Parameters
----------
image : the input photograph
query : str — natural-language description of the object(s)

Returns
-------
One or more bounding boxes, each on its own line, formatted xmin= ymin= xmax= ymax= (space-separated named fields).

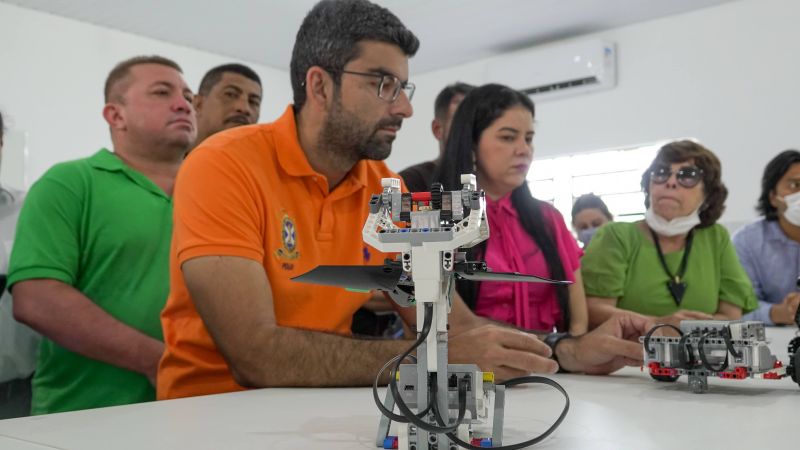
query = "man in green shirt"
xmin=8 ymin=55 xmax=196 ymax=414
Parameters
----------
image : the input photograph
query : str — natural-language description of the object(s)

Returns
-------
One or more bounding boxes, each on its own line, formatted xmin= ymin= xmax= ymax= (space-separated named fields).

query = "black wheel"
xmin=789 ymin=337 xmax=800 ymax=385
xmin=650 ymin=374 xmax=680 ymax=382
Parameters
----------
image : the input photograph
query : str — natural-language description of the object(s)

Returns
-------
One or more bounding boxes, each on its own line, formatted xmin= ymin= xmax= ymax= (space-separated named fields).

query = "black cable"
xmin=375 ymin=302 xmax=571 ymax=448
xmin=721 ymin=326 xmax=742 ymax=359
xmin=373 ymin=354 xmax=419 ymax=423
xmin=428 ymin=373 xmax=468 ymax=430
xmin=698 ymin=330 xmax=728 ymax=372
xmin=677 ymin=331 xmax=695 ymax=369
xmin=380 ymin=303 xmax=464 ymax=434
xmin=643 ymin=323 xmax=683 ymax=355
xmin=372 ymin=314 xmax=436 ymax=423
xmin=444 ymin=376 xmax=570 ymax=450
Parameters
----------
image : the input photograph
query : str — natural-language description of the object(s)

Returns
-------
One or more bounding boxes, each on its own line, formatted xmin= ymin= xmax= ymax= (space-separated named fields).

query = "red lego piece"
xmin=720 ymin=367 xmax=748 ymax=379
xmin=648 ymin=362 xmax=678 ymax=377
xmin=411 ymin=192 xmax=432 ymax=202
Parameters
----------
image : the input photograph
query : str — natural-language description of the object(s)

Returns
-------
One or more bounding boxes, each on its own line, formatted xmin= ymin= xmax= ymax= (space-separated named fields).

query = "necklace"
xmin=649 ymin=227 xmax=694 ymax=305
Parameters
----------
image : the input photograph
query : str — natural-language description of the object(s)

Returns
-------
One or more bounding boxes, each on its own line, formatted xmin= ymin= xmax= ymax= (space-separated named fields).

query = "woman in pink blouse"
xmin=432 ymin=84 xmax=587 ymax=335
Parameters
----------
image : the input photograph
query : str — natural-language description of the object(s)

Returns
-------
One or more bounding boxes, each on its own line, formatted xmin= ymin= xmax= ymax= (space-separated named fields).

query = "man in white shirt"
xmin=0 ymin=111 xmax=40 ymax=419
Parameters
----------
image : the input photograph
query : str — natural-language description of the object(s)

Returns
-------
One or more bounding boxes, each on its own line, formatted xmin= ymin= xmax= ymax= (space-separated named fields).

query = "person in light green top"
xmin=7 ymin=56 xmax=196 ymax=414
xmin=583 ymin=140 xmax=757 ymax=329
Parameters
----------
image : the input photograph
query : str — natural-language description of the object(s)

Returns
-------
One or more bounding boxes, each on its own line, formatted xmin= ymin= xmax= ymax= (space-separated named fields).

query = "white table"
xmin=0 ymin=328 xmax=797 ymax=450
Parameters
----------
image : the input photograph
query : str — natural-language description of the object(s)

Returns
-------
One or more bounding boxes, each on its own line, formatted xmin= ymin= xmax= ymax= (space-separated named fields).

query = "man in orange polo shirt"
xmin=159 ymin=0 xmax=652 ymax=400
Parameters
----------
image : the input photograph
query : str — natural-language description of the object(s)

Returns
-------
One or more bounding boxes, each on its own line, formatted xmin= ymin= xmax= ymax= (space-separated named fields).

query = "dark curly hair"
xmin=290 ymin=0 xmax=419 ymax=111
xmin=757 ymin=149 xmax=800 ymax=220
xmin=641 ymin=140 xmax=727 ymax=228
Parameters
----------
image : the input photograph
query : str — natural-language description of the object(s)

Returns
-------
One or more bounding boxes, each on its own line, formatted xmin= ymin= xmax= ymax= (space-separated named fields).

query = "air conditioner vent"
xmin=488 ymin=40 xmax=616 ymax=102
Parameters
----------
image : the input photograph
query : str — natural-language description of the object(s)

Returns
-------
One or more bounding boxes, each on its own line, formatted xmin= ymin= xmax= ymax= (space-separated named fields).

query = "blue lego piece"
xmin=480 ymin=437 xmax=493 ymax=448
xmin=383 ymin=436 xmax=398 ymax=449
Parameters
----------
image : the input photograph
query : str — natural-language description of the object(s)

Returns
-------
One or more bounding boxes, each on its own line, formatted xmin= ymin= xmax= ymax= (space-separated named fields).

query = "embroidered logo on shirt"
xmin=275 ymin=213 xmax=299 ymax=261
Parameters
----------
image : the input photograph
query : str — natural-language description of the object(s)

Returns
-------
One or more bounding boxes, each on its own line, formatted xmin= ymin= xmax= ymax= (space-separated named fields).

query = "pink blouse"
xmin=475 ymin=194 xmax=582 ymax=332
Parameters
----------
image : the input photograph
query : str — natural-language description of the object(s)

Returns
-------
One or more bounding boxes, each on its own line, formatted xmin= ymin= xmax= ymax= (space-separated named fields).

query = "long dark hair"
xmin=432 ymin=83 xmax=570 ymax=330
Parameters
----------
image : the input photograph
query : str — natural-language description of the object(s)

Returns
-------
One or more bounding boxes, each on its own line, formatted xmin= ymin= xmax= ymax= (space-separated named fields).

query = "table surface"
xmin=0 ymin=328 xmax=797 ymax=450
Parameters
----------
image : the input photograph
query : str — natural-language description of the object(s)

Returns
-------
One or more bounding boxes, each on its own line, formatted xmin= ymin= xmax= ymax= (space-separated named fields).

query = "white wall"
xmin=390 ymin=0 xmax=800 ymax=228
xmin=0 ymin=2 xmax=292 ymax=186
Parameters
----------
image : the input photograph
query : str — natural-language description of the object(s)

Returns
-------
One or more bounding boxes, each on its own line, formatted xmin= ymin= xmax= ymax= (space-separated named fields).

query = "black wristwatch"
xmin=543 ymin=332 xmax=573 ymax=373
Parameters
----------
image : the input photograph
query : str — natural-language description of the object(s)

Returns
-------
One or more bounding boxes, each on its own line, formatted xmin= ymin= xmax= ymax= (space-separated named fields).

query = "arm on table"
xmin=588 ymin=296 xmax=712 ymax=330
xmin=392 ymin=289 xmax=557 ymax=381
xmin=555 ymin=312 xmax=654 ymax=375
xmin=183 ymin=255 xmax=410 ymax=387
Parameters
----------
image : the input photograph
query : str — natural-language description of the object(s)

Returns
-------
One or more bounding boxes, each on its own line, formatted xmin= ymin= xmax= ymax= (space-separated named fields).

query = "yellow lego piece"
xmin=483 ymin=372 xmax=495 ymax=383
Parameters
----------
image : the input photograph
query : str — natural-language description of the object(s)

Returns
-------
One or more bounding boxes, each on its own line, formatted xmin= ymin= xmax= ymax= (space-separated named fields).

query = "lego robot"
xmin=641 ymin=319 xmax=800 ymax=393
xmin=293 ymin=176 xmax=570 ymax=449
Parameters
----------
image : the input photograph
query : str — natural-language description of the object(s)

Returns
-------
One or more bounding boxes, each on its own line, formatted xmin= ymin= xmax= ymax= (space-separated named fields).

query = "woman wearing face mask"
xmin=571 ymin=193 xmax=613 ymax=247
xmin=434 ymin=84 xmax=588 ymax=335
xmin=732 ymin=150 xmax=800 ymax=325
xmin=582 ymin=140 xmax=757 ymax=328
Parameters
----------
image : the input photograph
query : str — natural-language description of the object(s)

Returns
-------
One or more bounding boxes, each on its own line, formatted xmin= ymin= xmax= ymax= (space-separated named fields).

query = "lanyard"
xmin=650 ymin=227 xmax=694 ymax=305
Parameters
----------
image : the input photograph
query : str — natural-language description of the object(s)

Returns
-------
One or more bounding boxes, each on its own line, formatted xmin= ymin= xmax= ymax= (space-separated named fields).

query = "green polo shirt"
xmin=8 ymin=149 xmax=172 ymax=414
xmin=582 ymin=222 xmax=757 ymax=317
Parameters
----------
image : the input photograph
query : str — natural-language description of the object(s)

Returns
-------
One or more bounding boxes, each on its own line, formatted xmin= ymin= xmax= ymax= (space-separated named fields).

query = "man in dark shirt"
xmin=398 ymin=82 xmax=473 ymax=192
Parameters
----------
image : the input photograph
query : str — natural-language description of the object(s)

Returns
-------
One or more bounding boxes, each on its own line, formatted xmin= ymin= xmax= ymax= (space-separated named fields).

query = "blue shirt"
xmin=731 ymin=219 xmax=800 ymax=325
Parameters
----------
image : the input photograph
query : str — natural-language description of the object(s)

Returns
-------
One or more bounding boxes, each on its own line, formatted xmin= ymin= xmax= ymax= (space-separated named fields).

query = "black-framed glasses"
xmin=650 ymin=165 xmax=704 ymax=188
xmin=339 ymin=70 xmax=415 ymax=102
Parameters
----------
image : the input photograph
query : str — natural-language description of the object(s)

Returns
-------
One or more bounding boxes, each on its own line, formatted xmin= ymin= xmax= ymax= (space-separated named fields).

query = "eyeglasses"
xmin=650 ymin=165 xmax=704 ymax=188
xmin=339 ymin=70 xmax=415 ymax=102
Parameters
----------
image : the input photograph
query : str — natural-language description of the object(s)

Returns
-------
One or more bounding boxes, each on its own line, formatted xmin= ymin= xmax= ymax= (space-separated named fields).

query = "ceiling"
xmin=3 ymin=0 xmax=737 ymax=74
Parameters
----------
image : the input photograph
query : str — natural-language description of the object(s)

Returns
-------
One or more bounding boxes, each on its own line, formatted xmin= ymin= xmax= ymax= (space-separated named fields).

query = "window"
xmin=528 ymin=141 xmax=669 ymax=227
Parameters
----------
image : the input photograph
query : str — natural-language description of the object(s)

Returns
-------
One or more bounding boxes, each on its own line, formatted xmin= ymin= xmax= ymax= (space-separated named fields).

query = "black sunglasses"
xmin=650 ymin=165 xmax=704 ymax=188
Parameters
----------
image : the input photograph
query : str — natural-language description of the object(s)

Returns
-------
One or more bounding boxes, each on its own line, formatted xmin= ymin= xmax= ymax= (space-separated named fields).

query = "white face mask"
xmin=780 ymin=191 xmax=800 ymax=226
xmin=645 ymin=206 xmax=701 ymax=237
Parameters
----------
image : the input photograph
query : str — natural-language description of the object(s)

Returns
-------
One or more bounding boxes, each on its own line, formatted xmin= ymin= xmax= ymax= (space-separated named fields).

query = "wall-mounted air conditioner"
xmin=487 ymin=39 xmax=616 ymax=102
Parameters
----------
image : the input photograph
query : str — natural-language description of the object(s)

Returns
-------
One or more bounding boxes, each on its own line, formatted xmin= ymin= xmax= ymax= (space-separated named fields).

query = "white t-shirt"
xmin=0 ymin=187 xmax=40 ymax=383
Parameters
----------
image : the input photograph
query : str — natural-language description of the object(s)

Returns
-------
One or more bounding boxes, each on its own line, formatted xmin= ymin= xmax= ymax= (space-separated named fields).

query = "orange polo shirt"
xmin=158 ymin=105 xmax=401 ymax=400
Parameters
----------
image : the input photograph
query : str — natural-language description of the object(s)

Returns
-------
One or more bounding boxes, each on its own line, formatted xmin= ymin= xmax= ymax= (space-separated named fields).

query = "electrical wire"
xmin=642 ymin=323 xmax=683 ymax=355
xmin=443 ymin=375 xmax=570 ymax=450
xmin=374 ymin=302 xmax=571 ymax=448
xmin=698 ymin=330 xmax=728 ymax=372
xmin=387 ymin=303 xmax=465 ymax=434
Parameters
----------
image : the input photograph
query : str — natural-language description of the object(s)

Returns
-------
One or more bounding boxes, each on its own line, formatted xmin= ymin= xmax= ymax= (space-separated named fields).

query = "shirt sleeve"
xmin=717 ymin=226 xmax=758 ymax=314
xmin=731 ymin=227 xmax=766 ymax=303
xmin=580 ymin=223 xmax=629 ymax=298
xmin=731 ymin=227 xmax=773 ymax=324
xmin=8 ymin=166 xmax=83 ymax=288
xmin=173 ymin=147 xmax=265 ymax=265
xmin=743 ymin=300 xmax=775 ymax=325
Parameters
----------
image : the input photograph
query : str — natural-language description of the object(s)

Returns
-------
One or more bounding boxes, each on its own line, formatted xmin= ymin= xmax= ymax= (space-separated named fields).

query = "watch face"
xmin=545 ymin=332 xmax=571 ymax=350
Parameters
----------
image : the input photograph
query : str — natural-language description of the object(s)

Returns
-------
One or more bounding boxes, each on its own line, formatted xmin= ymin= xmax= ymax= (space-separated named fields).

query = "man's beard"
xmin=318 ymin=96 xmax=401 ymax=166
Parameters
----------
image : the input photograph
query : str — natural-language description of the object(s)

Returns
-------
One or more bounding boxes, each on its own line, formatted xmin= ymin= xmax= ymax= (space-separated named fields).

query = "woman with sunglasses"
xmin=582 ymin=140 xmax=757 ymax=328
xmin=433 ymin=84 xmax=587 ymax=335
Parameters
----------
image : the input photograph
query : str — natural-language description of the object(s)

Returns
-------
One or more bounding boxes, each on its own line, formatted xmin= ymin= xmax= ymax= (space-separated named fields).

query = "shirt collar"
xmin=273 ymin=104 xmax=366 ymax=193
xmin=766 ymin=218 xmax=800 ymax=244
xmin=486 ymin=192 xmax=517 ymax=218
xmin=87 ymin=148 xmax=169 ymax=200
